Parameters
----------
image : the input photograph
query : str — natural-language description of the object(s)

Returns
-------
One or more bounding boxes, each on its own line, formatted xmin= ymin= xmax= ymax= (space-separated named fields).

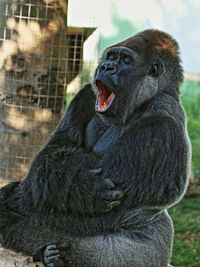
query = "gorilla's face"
xmin=93 ymin=44 xmax=163 ymax=124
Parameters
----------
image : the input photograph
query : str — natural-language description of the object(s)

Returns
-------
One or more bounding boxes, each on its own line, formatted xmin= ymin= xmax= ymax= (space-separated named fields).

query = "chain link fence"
xmin=0 ymin=0 xmax=95 ymax=185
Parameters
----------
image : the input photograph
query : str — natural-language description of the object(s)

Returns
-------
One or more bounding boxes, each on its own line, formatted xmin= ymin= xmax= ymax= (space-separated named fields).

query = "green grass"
xmin=169 ymin=196 xmax=200 ymax=267
xmin=181 ymin=80 xmax=200 ymax=176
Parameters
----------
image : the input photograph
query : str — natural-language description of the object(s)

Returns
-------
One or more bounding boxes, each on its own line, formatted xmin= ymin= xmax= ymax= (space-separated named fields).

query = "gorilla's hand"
xmin=91 ymin=171 xmax=124 ymax=213
xmin=42 ymin=243 xmax=70 ymax=267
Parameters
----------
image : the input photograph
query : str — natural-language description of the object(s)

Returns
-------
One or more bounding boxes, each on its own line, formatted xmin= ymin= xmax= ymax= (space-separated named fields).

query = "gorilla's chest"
xmin=84 ymin=116 xmax=122 ymax=154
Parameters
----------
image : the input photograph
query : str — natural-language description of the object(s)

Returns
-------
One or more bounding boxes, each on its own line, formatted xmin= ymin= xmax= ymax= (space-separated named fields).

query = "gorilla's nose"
xmin=99 ymin=63 xmax=118 ymax=75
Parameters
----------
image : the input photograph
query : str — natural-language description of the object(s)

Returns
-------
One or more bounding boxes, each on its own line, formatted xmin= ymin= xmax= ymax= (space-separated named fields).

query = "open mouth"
xmin=96 ymin=80 xmax=115 ymax=112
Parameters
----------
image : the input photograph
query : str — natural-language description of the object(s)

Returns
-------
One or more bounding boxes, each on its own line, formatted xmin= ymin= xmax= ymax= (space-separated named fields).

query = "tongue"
xmin=98 ymin=92 xmax=115 ymax=111
xmin=96 ymin=80 xmax=115 ymax=111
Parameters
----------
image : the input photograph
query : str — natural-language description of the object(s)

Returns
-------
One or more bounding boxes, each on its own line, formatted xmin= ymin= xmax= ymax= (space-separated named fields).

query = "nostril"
xmin=100 ymin=65 xmax=106 ymax=71
xmin=100 ymin=63 xmax=117 ymax=73
xmin=107 ymin=66 xmax=114 ymax=71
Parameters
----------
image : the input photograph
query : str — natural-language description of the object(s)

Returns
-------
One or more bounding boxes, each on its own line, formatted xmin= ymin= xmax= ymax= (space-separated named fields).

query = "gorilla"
xmin=0 ymin=29 xmax=191 ymax=267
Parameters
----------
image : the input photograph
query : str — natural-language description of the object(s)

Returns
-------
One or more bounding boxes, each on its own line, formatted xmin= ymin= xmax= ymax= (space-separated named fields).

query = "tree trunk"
xmin=0 ymin=246 xmax=44 ymax=267
xmin=0 ymin=0 xmax=68 ymax=185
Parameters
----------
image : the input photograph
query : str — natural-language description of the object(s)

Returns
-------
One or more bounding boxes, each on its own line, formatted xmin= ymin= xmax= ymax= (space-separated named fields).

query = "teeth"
xmin=107 ymin=93 xmax=114 ymax=104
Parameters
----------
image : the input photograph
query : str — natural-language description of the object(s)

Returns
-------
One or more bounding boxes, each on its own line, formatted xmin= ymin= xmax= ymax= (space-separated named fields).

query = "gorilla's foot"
xmin=43 ymin=244 xmax=66 ymax=267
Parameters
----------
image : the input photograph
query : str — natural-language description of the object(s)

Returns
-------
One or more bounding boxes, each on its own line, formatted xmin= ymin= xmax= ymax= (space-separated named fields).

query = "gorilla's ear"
xmin=149 ymin=57 xmax=165 ymax=77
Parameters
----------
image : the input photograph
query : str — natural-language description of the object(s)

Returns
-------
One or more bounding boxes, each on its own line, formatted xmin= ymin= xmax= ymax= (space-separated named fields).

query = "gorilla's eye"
xmin=149 ymin=64 xmax=159 ymax=76
xmin=107 ymin=53 xmax=116 ymax=60
xmin=123 ymin=56 xmax=132 ymax=64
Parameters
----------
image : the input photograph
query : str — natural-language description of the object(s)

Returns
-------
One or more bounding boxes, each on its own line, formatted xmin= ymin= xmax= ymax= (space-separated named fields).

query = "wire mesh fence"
xmin=0 ymin=0 xmax=93 ymax=185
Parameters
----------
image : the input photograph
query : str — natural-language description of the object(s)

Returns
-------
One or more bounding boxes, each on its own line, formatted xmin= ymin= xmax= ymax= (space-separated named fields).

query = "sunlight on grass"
xmin=169 ymin=196 xmax=200 ymax=267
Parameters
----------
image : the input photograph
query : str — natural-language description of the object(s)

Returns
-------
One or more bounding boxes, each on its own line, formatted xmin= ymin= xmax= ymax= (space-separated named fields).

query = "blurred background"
xmin=0 ymin=0 xmax=199 ymax=266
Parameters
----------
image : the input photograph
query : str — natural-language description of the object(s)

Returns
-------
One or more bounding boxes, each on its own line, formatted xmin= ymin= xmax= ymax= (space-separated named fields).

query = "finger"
xmin=46 ymin=255 xmax=60 ymax=262
xmin=46 ymin=244 xmax=58 ymax=250
xmin=107 ymin=200 xmax=121 ymax=209
xmin=103 ymin=179 xmax=115 ymax=189
xmin=98 ymin=190 xmax=124 ymax=200
xmin=103 ymin=200 xmax=121 ymax=212
xmin=46 ymin=249 xmax=60 ymax=257
xmin=88 ymin=168 xmax=102 ymax=175
xmin=95 ymin=179 xmax=115 ymax=192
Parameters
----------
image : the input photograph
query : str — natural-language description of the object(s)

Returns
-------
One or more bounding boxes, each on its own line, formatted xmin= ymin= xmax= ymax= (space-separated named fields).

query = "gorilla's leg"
xmin=43 ymin=210 xmax=173 ymax=267
xmin=0 ymin=220 xmax=71 ymax=260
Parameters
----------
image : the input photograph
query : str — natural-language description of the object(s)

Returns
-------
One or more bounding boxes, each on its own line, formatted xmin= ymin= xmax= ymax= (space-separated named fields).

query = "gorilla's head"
xmin=92 ymin=29 xmax=183 ymax=124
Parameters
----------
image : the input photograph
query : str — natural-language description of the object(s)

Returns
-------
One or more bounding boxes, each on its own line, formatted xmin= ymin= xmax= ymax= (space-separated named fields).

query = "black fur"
xmin=0 ymin=29 xmax=190 ymax=267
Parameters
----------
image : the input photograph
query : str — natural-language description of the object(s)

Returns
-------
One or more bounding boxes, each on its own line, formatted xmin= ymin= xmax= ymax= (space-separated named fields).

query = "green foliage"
xmin=100 ymin=2 xmax=143 ymax=53
xmin=80 ymin=64 xmax=93 ymax=88
xmin=181 ymin=79 xmax=200 ymax=176
xmin=156 ymin=93 xmax=199 ymax=264
xmin=169 ymin=196 xmax=200 ymax=266
xmin=66 ymin=92 xmax=76 ymax=107
xmin=66 ymin=64 xmax=93 ymax=107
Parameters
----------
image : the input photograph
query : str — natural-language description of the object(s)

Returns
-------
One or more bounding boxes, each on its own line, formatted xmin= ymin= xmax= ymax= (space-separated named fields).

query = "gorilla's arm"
xmin=0 ymin=82 xmax=121 ymax=219
xmin=0 ymin=182 xmax=23 ymax=230
xmin=101 ymin=115 xmax=189 ymax=210
xmin=14 ymin=84 xmax=96 ymax=209
xmin=47 ymin=83 xmax=95 ymax=147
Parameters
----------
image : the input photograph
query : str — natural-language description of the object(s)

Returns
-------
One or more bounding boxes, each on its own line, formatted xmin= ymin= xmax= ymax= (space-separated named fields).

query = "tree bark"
xmin=0 ymin=246 xmax=44 ymax=267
